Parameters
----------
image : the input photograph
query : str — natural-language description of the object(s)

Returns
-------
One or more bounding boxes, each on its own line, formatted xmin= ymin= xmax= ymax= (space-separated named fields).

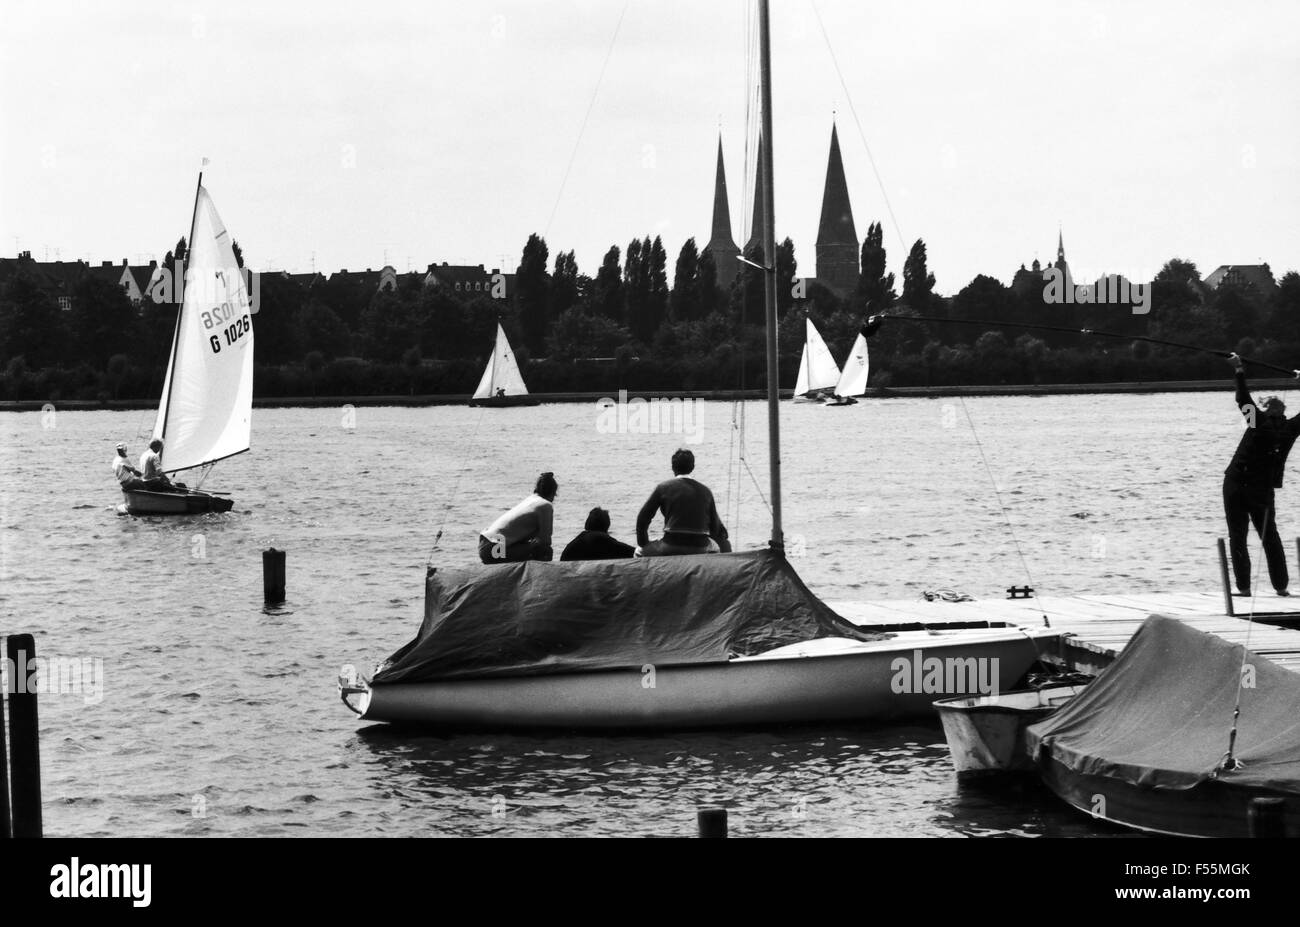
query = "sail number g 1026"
xmin=208 ymin=314 xmax=251 ymax=354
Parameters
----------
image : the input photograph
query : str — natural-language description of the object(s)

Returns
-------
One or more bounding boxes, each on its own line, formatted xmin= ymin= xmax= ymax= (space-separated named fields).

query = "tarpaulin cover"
xmin=372 ymin=549 xmax=886 ymax=682
xmin=1026 ymin=614 xmax=1300 ymax=794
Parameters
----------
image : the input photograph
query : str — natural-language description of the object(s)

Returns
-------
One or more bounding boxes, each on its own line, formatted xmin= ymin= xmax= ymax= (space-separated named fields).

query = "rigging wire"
xmin=542 ymin=0 xmax=630 ymax=240
xmin=808 ymin=0 xmax=908 ymax=253
xmin=1219 ymin=500 xmax=1272 ymax=773
xmin=426 ymin=405 xmax=489 ymax=565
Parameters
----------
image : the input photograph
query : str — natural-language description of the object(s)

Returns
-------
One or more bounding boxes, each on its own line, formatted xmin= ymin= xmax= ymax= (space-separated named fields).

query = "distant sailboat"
xmin=119 ymin=176 xmax=253 ymax=515
xmin=825 ymin=330 xmax=870 ymax=406
xmin=469 ymin=323 xmax=539 ymax=407
xmin=792 ymin=316 xmax=840 ymax=402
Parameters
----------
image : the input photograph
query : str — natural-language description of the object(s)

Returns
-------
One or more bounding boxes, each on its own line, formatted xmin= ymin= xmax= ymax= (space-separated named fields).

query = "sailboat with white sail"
xmin=825 ymin=329 xmax=870 ymax=405
xmin=339 ymin=0 xmax=1060 ymax=730
xmin=468 ymin=322 xmax=538 ymax=407
xmin=119 ymin=176 xmax=253 ymax=516
xmin=791 ymin=316 xmax=840 ymax=402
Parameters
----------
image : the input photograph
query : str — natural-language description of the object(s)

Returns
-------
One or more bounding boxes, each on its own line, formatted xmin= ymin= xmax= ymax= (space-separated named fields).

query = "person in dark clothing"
xmin=635 ymin=448 xmax=731 ymax=556
xmin=1223 ymin=354 xmax=1300 ymax=595
xmin=560 ymin=507 xmax=636 ymax=561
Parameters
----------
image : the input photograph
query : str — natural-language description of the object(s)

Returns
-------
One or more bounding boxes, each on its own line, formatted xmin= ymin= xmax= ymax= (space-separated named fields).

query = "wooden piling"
xmin=1 ymin=638 xmax=11 ymax=839
xmin=1248 ymin=797 xmax=1285 ymax=837
xmin=263 ymin=548 xmax=286 ymax=604
xmin=697 ymin=806 xmax=728 ymax=838
xmin=6 ymin=634 xmax=42 ymax=838
xmin=1217 ymin=539 xmax=1234 ymax=617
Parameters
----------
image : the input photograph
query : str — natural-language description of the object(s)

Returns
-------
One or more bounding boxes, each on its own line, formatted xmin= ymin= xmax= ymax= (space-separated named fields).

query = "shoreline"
xmin=3 ymin=377 xmax=1298 ymax=412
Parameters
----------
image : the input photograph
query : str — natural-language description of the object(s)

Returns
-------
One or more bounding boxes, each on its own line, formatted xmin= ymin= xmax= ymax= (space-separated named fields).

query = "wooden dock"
xmin=829 ymin=592 xmax=1300 ymax=676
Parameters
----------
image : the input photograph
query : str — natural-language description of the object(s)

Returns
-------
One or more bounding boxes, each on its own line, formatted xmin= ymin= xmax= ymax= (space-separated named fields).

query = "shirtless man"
xmin=479 ymin=472 xmax=558 ymax=563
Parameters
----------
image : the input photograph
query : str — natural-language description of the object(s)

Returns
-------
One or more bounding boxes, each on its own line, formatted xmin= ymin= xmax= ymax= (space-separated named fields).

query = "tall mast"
xmin=758 ymin=0 xmax=783 ymax=552
xmin=159 ymin=170 xmax=204 ymax=442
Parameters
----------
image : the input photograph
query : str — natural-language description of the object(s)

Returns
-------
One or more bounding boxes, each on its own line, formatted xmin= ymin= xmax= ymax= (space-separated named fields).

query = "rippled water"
xmin=0 ymin=390 xmax=1282 ymax=836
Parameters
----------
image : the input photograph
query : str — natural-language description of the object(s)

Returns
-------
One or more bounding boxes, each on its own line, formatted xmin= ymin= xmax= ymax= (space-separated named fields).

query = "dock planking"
xmin=828 ymin=591 xmax=1300 ymax=675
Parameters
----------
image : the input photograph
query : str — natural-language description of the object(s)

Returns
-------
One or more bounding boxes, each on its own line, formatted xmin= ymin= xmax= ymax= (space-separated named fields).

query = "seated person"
xmin=139 ymin=438 xmax=181 ymax=491
xmin=635 ymin=448 xmax=732 ymax=557
xmin=112 ymin=442 xmax=145 ymax=490
xmin=478 ymin=472 xmax=557 ymax=564
xmin=561 ymin=507 xmax=635 ymax=561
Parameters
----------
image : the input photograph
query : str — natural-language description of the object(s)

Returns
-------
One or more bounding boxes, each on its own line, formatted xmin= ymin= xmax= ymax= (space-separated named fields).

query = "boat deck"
xmin=829 ymin=592 xmax=1300 ymax=675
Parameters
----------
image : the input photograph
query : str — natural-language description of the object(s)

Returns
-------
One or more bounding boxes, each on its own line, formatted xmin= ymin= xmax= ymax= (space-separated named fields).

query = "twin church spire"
xmin=701 ymin=123 xmax=859 ymax=294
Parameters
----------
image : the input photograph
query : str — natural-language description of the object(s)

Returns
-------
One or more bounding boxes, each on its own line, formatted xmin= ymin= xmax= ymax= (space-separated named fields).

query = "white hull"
xmin=934 ymin=683 xmax=1084 ymax=777
xmin=353 ymin=628 xmax=1061 ymax=729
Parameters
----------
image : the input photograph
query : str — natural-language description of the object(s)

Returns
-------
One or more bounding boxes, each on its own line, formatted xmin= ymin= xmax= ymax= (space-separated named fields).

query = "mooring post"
xmin=1217 ymin=538 xmax=1234 ymax=618
xmin=1 ymin=635 xmax=12 ymax=839
xmin=1248 ymin=797 xmax=1285 ymax=837
xmin=263 ymin=548 xmax=286 ymax=604
xmin=697 ymin=806 xmax=728 ymax=838
xmin=6 ymin=633 xmax=42 ymax=838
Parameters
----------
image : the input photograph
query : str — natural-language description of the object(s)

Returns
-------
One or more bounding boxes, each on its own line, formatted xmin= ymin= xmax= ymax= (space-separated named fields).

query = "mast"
xmin=758 ymin=0 xmax=783 ymax=551
xmin=159 ymin=170 xmax=204 ymax=442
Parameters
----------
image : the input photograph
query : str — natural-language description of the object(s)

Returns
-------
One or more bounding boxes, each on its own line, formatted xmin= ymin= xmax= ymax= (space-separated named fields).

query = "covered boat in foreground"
xmin=342 ymin=550 xmax=1060 ymax=729
xmin=1026 ymin=614 xmax=1300 ymax=837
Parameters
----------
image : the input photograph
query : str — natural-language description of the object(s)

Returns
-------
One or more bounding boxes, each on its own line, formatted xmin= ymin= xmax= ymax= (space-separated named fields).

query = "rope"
xmin=956 ymin=395 xmax=1050 ymax=628
xmin=1219 ymin=502 xmax=1273 ymax=773
xmin=426 ymin=405 xmax=489 ymax=564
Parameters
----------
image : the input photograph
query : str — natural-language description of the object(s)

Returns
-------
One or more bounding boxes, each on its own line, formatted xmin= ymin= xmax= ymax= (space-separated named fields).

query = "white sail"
xmin=833 ymin=332 xmax=870 ymax=397
xmin=153 ymin=186 xmax=254 ymax=472
xmin=473 ymin=323 xmax=529 ymax=399
xmin=794 ymin=317 xmax=840 ymax=395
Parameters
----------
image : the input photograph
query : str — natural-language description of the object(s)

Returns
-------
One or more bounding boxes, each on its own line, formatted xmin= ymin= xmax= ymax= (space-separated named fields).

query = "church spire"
xmin=815 ymin=122 xmax=859 ymax=294
xmin=702 ymin=134 xmax=740 ymax=287
xmin=744 ymin=135 xmax=766 ymax=257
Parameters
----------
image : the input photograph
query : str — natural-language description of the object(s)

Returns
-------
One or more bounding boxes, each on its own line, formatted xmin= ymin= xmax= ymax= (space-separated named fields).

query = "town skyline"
xmin=2 ymin=1 xmax=1297 ymax=290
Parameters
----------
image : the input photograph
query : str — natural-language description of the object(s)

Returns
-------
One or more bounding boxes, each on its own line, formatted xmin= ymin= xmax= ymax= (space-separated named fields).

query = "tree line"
xmin=2 ymin=226 xmax=1298 ymax=401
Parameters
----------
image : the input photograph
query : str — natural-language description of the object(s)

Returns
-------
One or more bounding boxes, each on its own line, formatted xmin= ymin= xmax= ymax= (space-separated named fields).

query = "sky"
xmin=2 ymin=0 xmax=1298 ymax=292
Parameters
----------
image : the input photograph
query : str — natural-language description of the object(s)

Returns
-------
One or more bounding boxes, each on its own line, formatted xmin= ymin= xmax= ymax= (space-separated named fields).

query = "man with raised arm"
xmin=479 ymin=471 xmax=558 ymax=564
xmin=1224 ymin=353 xmax=1300 ymax=596
xmin=635 ymin=449 xmax=731 ymax=557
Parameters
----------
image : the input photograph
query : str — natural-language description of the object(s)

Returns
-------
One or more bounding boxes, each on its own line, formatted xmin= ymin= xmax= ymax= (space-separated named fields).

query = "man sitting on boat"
xmin=1224 ymin=353 xmax=1300 ymax=596
xmin=560 ymin=507 xmax=635 ymax=561
xmin=635 ymin=449 xmax=731 ymax=557
xmin=139 ymin=438 xmax=184 ymax=492
xmin=112 ymin=442 xmax=145 ymax=489
xmin=479 ymin=472 xmax=557 ymax=564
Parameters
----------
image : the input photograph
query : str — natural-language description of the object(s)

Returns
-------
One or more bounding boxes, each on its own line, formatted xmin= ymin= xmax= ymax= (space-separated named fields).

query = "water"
xmin=0 ymin=391 xmax=1277 ymax=836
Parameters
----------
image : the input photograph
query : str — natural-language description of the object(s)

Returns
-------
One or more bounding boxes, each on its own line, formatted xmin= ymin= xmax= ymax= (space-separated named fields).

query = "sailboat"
xmin=824 ymin=330 xmax=869 ymax=405
xmin=468 ymin=322 xmax=539 ymax=407
xmin=339 ymin=0 xmax=1060 ymax=729
xmin=791 ymin=316 xmax=840 ymax=402
xmin=119 ymin=176 xmax=253 ymax=516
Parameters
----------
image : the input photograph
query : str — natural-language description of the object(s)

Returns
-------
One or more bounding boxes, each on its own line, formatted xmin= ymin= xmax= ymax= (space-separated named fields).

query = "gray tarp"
xmin=1026 ymin=613 xmax=1300 ymax=794
xmin=372 ymin=549 xmax=886 ymax=683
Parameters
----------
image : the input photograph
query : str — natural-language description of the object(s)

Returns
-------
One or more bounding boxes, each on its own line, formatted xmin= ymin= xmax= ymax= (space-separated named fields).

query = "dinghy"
xmin=935 ymin=682 xmax=1085 ymax=779
xmin=119 ymin=175 xmax=253 ymax=516
xmin=468 ymin=323 xmax=538 ymax=407
xmin=341 ymin=0 xmax=1062 ymax=731
xmin=824 ymin=331 xmax=869 ymax=406
xmin=1026 ymin=614 xmax=1300 ymax=837
xmin=791 ymin=317 xmax=840 ymax=402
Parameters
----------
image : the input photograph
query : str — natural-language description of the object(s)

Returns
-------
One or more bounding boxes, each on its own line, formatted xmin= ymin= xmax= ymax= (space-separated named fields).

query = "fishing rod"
xmin=860 ymin=313 xmax=1300 ymax=378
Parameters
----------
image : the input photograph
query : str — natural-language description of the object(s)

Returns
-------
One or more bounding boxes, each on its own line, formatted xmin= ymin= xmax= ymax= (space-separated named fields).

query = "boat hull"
xmin=120 ymin=488 xmax=234 ymax=516
xmin=1036 ymin=751 xmax=1300 ymax=838
xmin=469 ymin=395 xmax=540 ymax=408
xmin=356 ymin=628 xmax=1061 ymax=730
xmin=934 ymin=684 xmax=1084 ymax=778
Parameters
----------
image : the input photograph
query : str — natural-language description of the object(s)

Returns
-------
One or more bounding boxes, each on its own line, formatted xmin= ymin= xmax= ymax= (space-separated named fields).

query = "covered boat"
xmin=469 ymin=323 xmax=538 ymax=407
xmin=342 ymin=550 xmax=1060 ymax=728
xmin=1026 ymin=614 xmax=1300 ymax=837
xmin=120 ymin=177 xmax=252 ymax=516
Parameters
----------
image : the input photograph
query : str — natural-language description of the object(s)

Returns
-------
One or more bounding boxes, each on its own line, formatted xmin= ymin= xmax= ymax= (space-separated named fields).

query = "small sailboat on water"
xmin=791 ymin=316 xmax=840 ymax=402
xmin=339 ymin=0 xmax=1060 ymax=730
xmin=468 ymin=323 xmax=539 ymax=407
xmin=119 ymin=176 xmax=253 ymax=516
xmin=825 ymin=329 xmax=870 ymax=406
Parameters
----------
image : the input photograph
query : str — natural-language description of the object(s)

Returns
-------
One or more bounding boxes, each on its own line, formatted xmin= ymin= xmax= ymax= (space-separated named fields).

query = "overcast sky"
xmin=2 ymin=0 xmax=1297 ymax=291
